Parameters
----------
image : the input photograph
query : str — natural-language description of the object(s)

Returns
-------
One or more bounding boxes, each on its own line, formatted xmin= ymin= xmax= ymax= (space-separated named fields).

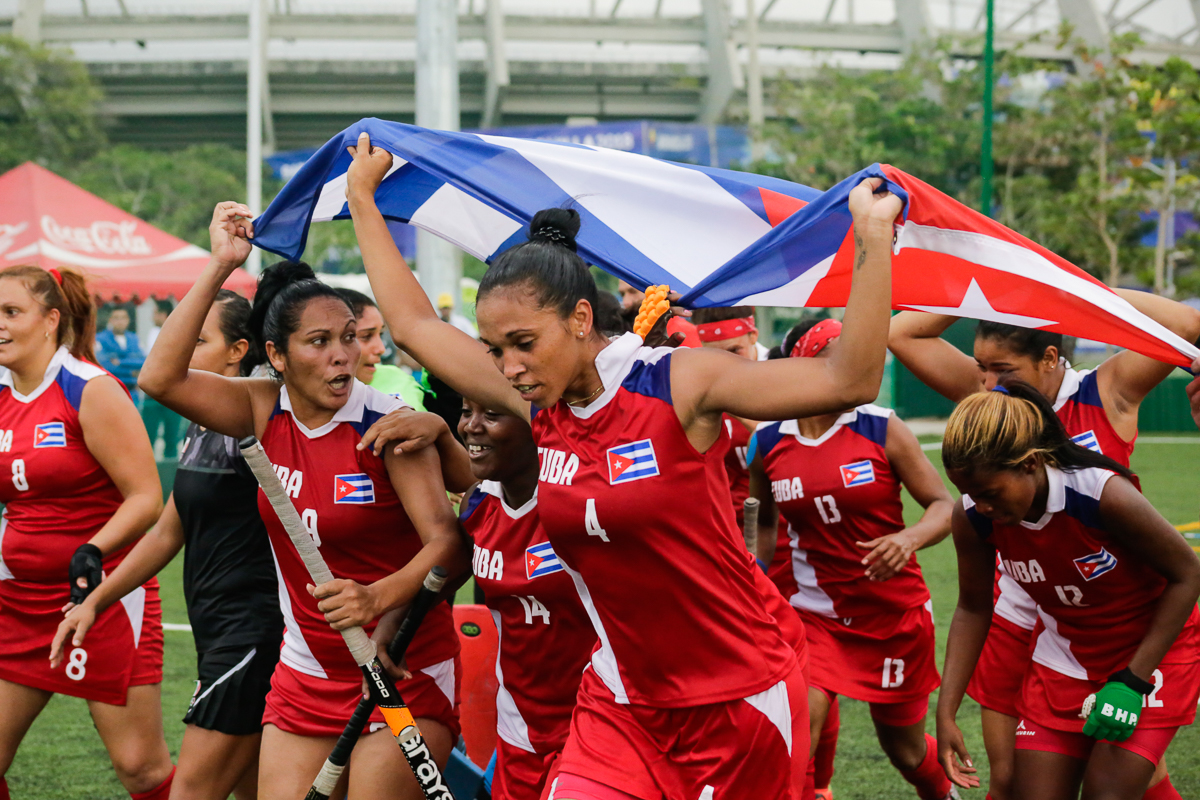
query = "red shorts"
xmin=812 ymin=685 xmax=929 ymax=727
xmin=262 ymin=656 xmax=461 ymax=741
xmin=1014 ymin=717 xmax=1178 ymax=766
xmin=800 ymin=602 xmax=940 ymax=705
xmin=495 ymin=737 xmax=563 ymax=800
xmin=555 ymin=663 xmax=808 ymax=800
xmin=1018 ymin=660 xmax=1200 ymax=735
xmin=0 ymin=577 xmax=163 ymax=704
xmin=966 ymin=614 xmax=1033 ymax=717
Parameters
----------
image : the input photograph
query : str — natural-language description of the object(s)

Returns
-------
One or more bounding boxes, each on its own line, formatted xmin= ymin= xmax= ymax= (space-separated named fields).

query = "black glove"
xmin=68 ymin=543 xmax=103 ymax=605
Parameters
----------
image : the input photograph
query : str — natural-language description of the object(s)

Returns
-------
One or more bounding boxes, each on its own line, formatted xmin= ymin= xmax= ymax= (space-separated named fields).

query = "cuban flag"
xmin=1074 ymin=548 xmax=1118 ymax=581
xmin=525 ymin=541 xmax=563 ymax=579
xmin=1070 ymin=430 xmax=1102 ymax=454
xmin=253 ymin=119 xmax=1199 ymax=369
xmin=334 ymin=473 xmax=375 ymax=504
xmin=33 ymin=421 xmax=66 ymax=448
xmin=607 ymin=439 xmax=659 ymax=485
xmin=840 ymin=460 xmax=875 ymax=488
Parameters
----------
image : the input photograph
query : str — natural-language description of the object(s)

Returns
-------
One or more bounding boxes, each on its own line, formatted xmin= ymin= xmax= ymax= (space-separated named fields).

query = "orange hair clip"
xmin=633 ymin=285 xmax=671 ymax=339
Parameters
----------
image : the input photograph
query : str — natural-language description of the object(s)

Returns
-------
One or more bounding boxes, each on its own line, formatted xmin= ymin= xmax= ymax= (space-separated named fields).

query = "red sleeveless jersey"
xmin=258 ymin=381 xmax=458 ymax=684
xmin=460 ymin=483 xmax=595 ymax=754
xmin=964 ymin=466 xmax=1200 ymax=684
xmin=753 ymin=405 xmax=929 ymax=619
xmin=720 ymin=414 xmax=752 ymax=527
xmin=0 ymin=348 xmax=128 ymax=580
xmin=530 ymin=333 xmax=796 ymax=708
xmin=995 ymin=365 xmax=1138 ymax=633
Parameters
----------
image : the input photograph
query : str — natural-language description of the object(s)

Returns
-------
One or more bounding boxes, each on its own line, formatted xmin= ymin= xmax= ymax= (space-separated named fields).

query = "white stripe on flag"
xmin=408 ymin=183 xmax=523 ymax=261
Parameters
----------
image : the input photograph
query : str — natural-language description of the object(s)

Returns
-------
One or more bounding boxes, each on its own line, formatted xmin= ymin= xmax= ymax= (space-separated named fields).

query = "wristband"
xmin=68 ymin=543 xmax=104 ymax=606
xmin=1108 ymin=667 xmax=1154 ymax=696
xmin=756 ymin=558 xmax=768 ymax=574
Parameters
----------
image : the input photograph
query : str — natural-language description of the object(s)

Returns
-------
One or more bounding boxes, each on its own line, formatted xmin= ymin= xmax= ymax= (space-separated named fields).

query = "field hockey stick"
xmin=743 ymin=497 xmax=760 ymax=556
xmin=305 ymin=566 xmax=448 ymax=800
xmin=238 ymin=436 xmax=455 ymax=800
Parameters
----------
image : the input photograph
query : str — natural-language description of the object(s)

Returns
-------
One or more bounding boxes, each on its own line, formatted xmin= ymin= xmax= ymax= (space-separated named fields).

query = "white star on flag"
xmin=900 ymin=278 xmax=1057 ymax=329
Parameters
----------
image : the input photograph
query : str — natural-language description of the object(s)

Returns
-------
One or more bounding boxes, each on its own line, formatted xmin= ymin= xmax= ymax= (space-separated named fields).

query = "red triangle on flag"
xmin=526 ymin=551 xmax=542 ymax=574
xmin=33 ymin=427 xmax=48 ymax=445
xmin=608 ymin=451 xmax=634 ymax=481
xmin=335 ymin=478 xmax=354 ymax=499
xmin=759 ymin=188 xmax=808 ymax=227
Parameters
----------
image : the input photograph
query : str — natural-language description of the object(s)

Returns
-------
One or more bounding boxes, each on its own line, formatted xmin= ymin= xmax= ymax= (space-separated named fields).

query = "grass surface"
xmin=8 ymin=436 xmax=1200 ymax=798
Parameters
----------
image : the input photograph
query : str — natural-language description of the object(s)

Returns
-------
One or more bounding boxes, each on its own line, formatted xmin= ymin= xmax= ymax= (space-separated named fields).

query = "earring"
xmin=578 ymin=331 xmax=584 ymax=338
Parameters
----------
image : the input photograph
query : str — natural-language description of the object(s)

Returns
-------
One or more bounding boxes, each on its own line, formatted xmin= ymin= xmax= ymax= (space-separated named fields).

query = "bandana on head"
xmin=790 ymin=319 xmax=842 ymax=358
xmin=696 ymin=316 xmax=757 ymax=343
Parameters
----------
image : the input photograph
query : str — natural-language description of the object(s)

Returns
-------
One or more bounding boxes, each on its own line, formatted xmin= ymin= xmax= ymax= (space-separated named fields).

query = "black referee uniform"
xmin=176 ymin=423 xmax=284 ymax=736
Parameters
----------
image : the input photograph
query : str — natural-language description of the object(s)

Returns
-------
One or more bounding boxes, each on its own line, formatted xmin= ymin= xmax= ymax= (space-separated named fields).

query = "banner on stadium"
xmin=253 ymin=119 xmax=1199 ymax=368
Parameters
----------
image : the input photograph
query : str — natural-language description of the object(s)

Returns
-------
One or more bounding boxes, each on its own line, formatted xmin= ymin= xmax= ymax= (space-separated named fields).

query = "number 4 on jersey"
xmin=585 ymin=498 xmax=609 ymax=542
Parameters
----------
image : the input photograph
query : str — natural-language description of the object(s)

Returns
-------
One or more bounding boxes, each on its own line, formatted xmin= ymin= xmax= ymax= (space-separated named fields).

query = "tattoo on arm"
xmin=854 ymin=232 xmax=867 ymax=271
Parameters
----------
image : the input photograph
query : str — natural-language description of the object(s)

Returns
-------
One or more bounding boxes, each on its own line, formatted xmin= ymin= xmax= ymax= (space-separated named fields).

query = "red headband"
xmin=48 ymin=267 xmax=63 ymax=286
xmin=791 ymin=319 xmax=842 ymax=358
xmin=696 ymin=316 xmax=757 ymax=343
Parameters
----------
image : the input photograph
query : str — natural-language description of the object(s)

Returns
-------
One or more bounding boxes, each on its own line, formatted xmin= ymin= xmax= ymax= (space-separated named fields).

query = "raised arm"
xmin=935 ymin=501 xmax=994 ymax=790
xmin=1097 ymin=290 xmax=1200 ymax=429
xmin=677 ymin=178 xmax=901 ymax=422
xmin=748 ymin=440 xmax=781 ymax=567
xmin=888 ymin=312 xmax=981 ymax=403
xmin=138 ymin=203 xmax=277 ymax=439
xmin=857 ymin=413 xmax=953 ymax=581
xmin=344 ymin=133 xmax=526 ymax=420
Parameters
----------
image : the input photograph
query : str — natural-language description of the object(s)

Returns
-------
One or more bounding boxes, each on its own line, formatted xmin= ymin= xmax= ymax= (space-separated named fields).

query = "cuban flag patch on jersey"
xmin=839 ymin=460 xmax=875 ymax=488
xmin=1074 ymin=547 xmax=1117 ymax=581
xmin=33 ymin=422 xmax=66 ymax=448
xmin=1070 ymin=430 xmax=1102 ymax=454
xmin=525 ymin=541 xmax=563 ymax=579
xmin=607 ymin=439 xmax=660 ymax=485
xmin=334 ymin=473 xmax=375 ymax=504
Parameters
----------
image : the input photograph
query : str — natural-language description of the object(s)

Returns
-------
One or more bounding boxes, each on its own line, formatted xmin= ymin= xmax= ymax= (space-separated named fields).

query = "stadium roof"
xmin=1 ymin=0 xmax=1196 ymax=150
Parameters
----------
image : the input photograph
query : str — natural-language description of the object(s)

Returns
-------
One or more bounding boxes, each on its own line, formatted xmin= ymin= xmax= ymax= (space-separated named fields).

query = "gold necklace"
xmin=566 ymin=382 xmax=604 ymax=407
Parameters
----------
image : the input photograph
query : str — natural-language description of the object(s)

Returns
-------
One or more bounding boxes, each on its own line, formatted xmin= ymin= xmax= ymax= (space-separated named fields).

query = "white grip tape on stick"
xmin=742 ymin=497 xmax=760 ymax=555
xmin=240 ymin=437 xmax=377 ymax=667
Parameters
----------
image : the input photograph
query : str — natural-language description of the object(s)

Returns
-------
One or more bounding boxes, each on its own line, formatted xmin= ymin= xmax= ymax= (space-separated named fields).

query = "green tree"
xmin=0 ymin=36 xmax=104 ymax=173
xmin=72 ymin=144 xmax=279 ymax=249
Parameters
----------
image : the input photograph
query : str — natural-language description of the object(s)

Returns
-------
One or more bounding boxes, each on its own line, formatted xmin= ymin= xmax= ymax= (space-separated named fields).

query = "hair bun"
xmin=529 ymin=208 xmax=580 ymax=252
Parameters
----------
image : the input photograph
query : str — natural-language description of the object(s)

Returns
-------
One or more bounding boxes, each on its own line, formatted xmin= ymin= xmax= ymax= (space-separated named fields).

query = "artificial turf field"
xmin=7 ymin=434 xmax=1200 ymax=799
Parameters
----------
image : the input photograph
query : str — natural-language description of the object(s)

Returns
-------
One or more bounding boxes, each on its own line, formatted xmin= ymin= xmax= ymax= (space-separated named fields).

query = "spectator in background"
xmin=437 ymin=292 xmax=478 ymax=337
xmin=95 ymin=307 xmax=145 ymax=398
xmin=141 ymin=303 xmax=184 ymax=460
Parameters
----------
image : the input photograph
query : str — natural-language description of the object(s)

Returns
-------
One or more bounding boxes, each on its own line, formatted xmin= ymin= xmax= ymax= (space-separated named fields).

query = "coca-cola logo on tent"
xmin=0 ymin=222 xmax=28 ymax=256
xmin=41 ymin=215 xmax=151 ymax=256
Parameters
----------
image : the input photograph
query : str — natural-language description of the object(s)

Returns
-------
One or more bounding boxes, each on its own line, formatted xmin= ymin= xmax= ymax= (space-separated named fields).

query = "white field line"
xmin=920 ymin=435 xmax=1199 ymax=452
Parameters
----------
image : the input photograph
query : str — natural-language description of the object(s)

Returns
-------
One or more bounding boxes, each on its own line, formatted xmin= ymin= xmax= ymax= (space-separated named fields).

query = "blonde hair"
xmin=0 ymin=265 xmax=96 ymax=363
xmin=942 ymin=380 xmax=1134 ymax=479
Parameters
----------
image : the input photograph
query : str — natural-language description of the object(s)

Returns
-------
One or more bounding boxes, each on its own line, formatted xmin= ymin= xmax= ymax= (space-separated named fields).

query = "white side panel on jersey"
xmin=743 ymin=678 xmax=793 ymax=755
xmin=787 ymin=531 xmax=838 ymax=618
xmin=560 ymin=558 xmax=629 ymax=704
xmin=269 ymin=543 xmax=328 ymax=679
xmin=490 ymin=608 xmax=536 ymax=753
xmin=119 ymin=584 xmax=146 ymax=648
xmin=419 ymin=657 xmax=457 ymax=705
xmin=1031 ymin=607 xmax=1089 ymax=680
xmin=0 ymin=515 xmax=12 ymax=581
xmin=994 ymin=568 xmax=1039 ymax=630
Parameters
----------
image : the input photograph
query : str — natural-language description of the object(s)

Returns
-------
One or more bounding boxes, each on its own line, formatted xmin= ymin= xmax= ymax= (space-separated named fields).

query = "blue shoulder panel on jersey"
xmin=530 ymin=403 xmax=541 ymax=419
xmin=751 ymin=422 xmax=785 ymax=462
xmin=459 ymin=485 xmax=488 ymax=523
xmin=1063 ymin=484 xmax=1103 ymax=530
xmin=621 ymin=353 xmax=672 ymax=403
xmin=268 ymin=396 xmax=284 ymax=420
xmin=345 ymin=407 xmax=388 ymax=441
xmin=846 ymin=410 xmax=888 ymax=447
xmin=964 ymin=505 xmax=993 ymax=539
xmin=1073 ymin=371 xmax=1104 ymax=409
xmin=55 ymin=368 xmax=88 ymax=411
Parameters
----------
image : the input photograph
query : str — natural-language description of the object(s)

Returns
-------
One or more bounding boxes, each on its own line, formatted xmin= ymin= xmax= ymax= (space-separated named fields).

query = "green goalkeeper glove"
xmin=1082 ymin=668 xmax=1152 ymax=742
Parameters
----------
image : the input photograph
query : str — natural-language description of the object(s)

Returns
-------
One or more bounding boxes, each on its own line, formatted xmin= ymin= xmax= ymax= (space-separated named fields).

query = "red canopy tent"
xmin=0 ymin=162 xmax=256 ymax=301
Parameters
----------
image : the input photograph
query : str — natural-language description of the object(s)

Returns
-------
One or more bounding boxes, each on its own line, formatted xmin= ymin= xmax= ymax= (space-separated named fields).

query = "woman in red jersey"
xmin=0 ymin=265 xmax=174 ymax=800
xmin=890 ymin=305 xmax=1200 ymax=800
xmin=937 ymin=380 xmax=1200 ymax=800
xmin=344 ymin=132 xmax=899 ymax=799
xmin=750 ymin=318 xmax=955 ymax=800
xmin=138 ymin=203 xmax=468 ymax=800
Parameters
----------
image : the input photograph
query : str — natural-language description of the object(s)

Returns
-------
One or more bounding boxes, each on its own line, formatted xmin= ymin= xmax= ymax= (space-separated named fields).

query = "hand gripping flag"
xmin=253 ymin=118 xmax=1199 ymax=368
